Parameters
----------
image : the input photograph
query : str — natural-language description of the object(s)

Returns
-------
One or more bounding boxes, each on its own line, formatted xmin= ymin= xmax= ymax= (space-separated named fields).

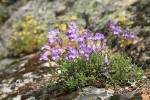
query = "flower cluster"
xmin=109 ymin=20 xmax=135 ymax=38
xmin=40 ymin=21 xmax=107 ymax=62
xmin=8 ymin=16 xmax=47 ymax=56
xmin=41 ymin=20 xmax=143 ymax=89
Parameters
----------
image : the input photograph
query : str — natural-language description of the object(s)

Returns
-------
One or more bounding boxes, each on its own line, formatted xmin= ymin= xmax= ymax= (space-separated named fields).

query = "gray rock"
xmin=75 ymin=86 xmax=114 ymax=100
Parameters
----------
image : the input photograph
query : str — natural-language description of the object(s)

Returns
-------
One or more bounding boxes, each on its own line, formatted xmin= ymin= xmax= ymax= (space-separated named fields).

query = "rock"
xmin=75 ymin=86 xmax=114 ymax=100
xmin=125 ymin=87 xmax=129 ymax=90
xmin=142 ymin=75 xmax=147 ymax=79
xmin=12 ymin=95 xmax=21 ymax=100
xmin=0 ymin=58 xmax=16 ymax=70
xmin=1 ymin=84 xmax=12 ymax=93
xmin=18 ymin=60 xmax=28 ymax=69
xmin=42 ymin=62 xmax=50 ymax=67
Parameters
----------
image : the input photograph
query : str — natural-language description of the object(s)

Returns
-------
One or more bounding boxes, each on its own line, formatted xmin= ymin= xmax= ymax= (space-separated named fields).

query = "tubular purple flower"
xmin=78 ymin=42 xmax=86 ymax=48
xmin=65 ymin=46 xmax=79 ymax=60
xmin=48 ymin=29 xmax=60 ymax=35
xmin=52 ymin=47 xmax=65 ymax=55
xmin=41 ymin=45 xmax=50 ymax=50
xmin=78 ymin=34 xmax=84 ymax=42
xmin=108 ymin=20 xmax=117 ymax=29
xmin=129 ymin=32 xmax=135 ymax=38
xmin=104 ymin=54 xmax=109 ymax=66
xmin=57 ymin=48 xmax=65 ymax=55
xmin=85 ymin=44 xmax=92 ymax=54
xmin=79 ymin=48 xmax=85 ymax=54
xmin=39 ymin=55 xmax=49 ymax=61
xmin=65 ymin=53 xmax=76 ymax=60
xmin=52 ymin=53 xmax=60 ymax=61
xmin=109 ymin=20 xmax=122 ymax=35
xmin=70 ymin=21 xmax=77 ymax=29
xmin=83 ymin=30 xmax=93 ymax=40
xmin=123 ymin=31 xmax=129 ymax=38
xmin=112 ymin=26 xmax=121 ymax=35
xmin=86 ymin=33 xmax=93 ymax=40
xmin=91 ymin=44 xmax=96 ymax=53
xmin=48 ymin=36 xmax=55 ymax=45
xmin=66 ymin=27 xmax=78 ymax=41
xmin=39 ymin=51 xmax=50 ymax=61
xmin=94 ymin=33 xmax=104 ymax=40
xmin=51 ymin=47 xmax=65 ymax=61
xmin=84 ymin=53 xmax=89 ymax=61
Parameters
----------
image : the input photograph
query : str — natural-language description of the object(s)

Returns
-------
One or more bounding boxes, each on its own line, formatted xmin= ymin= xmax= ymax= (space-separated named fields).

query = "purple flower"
xmin=66 ymin=27 xmax=78 ymax=41
xmin=41 ymin=45 xmax=50 ymax=50
xmin=70 ymin=21 xmax=77 ymax=29
xmin=109 ymin=20 xmax=117 ymax=30
xmin=52 ymin=53 xmax=60 ymax=61
xmin=94 ymin=33 xmax=104 ymax=40
xmin=104 ymin=54 xmax=109 ymax=66
xmin=84 ymin=53 xmax=89 ymax=61
xmin=123 ymin=31 xmax=129 ymax=37
xmin=78 ymin=42 xmax=86 ymax=48
xmin=66 ymin=21 xmax=79 ymax=41
xmin=51 ymin=47 xmax=65 ymax=61
xmin=91 ymin=44 xmax=96 ymax=53
xmin=56 ymin=38 xmax=63 ymax=47
xmin=58 ymin=48 xmax=65 ymax=55
xmin=65 ymin=53 xmax=76 ymax=60
xmin=129 ymin=32 xmax=135 ymax=38
xmin=112 ymin=26 xmax=121 ymax=35
xmin=47 ymin=29 xmax=60 ymax=45
xmin=48 ymin=29 xmax=60 ymax=36
xmin=85 ymin=44 xmax=92 ymax=54
xmin=65 ymin=45 xmax=79 ymax=60
xmin=78 ymin=34 xmax=84 ymax=42
xmin=79 ymin=48 xmax=85 ymax=54
xmin=109 ymin=20 xmax=122 ymax=35
xmin=48 ymin=35 xmax=55 ymax=45
xmin=39 ymin=51 xmax=50 ymax=61
xmin=70 ymin=47 xmax=79 ymax=57
xmin=52 ymin=47 xmax=65 ymax=55
xmin=83 ymin=30 xmax=93 ymax=40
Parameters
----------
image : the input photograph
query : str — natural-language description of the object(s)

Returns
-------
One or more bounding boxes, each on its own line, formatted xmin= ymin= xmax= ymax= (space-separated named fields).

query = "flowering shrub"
xmin=40 ymin=20 xmax=143 ymax=89
xmin=8 ymin=16 xmax=47 ymax=56
xmin=106 ymin=18 xmax=135 ymax=53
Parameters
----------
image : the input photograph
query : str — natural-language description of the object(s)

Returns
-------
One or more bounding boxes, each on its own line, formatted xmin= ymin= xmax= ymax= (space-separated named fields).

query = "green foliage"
xmin=108 ymin=55 xmax=143 ymax=84
xmin=47 ymin=53 xmax=143 ymax=90
xmin=58 ymin=54 xmax=104 ymax=88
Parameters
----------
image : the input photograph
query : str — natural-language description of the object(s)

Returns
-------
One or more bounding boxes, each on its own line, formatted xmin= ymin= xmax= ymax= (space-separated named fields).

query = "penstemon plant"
xmin=40 ymin=20 xmax=143 ymax=89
